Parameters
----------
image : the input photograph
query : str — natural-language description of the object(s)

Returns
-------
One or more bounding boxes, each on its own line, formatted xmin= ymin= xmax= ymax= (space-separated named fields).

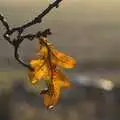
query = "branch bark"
xmin=0 ymin=0 xmax=63 ymax=71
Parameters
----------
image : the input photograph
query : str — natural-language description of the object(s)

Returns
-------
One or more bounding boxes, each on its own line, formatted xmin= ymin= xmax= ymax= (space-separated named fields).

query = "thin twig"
xmin=0 ymin=0 xmax=63 ymax=70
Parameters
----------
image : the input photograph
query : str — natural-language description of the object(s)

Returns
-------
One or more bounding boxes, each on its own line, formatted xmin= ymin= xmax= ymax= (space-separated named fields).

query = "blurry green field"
xmin=0 ymin=68 xmax=47 ymax=93
xmin=1 ymin=68 xmax=120 ymax=90
xmin=0 ymin=68 xmax=120 ymax=120
xmin=0 ymin=69 xmax=25 ymax=90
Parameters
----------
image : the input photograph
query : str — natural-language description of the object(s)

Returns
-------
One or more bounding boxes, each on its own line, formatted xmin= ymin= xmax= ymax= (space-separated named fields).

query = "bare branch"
xmin=0 ymin=14 xmax=10 ymax=31
xmin=0 ymin=0 xmax=63 ymax=36
xmin=21 ymin=29 xmax=52 ymax=41
xmin=14 ymin=40 xmax=34 ymax=71
xmin=0 ymin=0 xmax=63 ymax=71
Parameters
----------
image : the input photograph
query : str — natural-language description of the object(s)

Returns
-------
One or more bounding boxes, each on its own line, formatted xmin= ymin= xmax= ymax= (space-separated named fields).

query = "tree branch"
xmin=0 ymin=0 xmax=63 ymax=71
xmin=1 ymin=0 xmax=63 ymax=36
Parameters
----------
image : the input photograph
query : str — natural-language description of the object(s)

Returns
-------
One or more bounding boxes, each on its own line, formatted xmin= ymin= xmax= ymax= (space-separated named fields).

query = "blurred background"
xmin=0 ymin=0 xmax=120 ymax=120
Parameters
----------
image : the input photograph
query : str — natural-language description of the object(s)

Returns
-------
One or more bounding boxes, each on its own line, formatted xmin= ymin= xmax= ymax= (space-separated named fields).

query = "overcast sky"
xmin=0 ymin=0 xmax=120 ymax=61
xmin=0 ymin=0 xmax=120 ymax=6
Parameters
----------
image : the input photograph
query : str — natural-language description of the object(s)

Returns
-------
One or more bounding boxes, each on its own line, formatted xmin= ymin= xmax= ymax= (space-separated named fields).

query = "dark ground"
xmin=0 ymin=69 xmax=120 ymax=120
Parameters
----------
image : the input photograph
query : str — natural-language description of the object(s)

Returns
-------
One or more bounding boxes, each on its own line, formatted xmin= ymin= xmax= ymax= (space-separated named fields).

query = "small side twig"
xmin=0 ymin=0 xmax=63 ymax=71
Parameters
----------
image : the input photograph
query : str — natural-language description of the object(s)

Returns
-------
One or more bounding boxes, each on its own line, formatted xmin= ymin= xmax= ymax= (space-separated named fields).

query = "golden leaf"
xmin=43 ymin=70 xmax=71 ymax=108
xmin=37 ymin=46 xmax=48 ymax=57
xmin=51 ymin=47 xmax=76 ymax=69
xmin=37 ymin=37 xmax=76 ymax=69
xmin=28 ymin=59 xmax=49 ymax=84
xmin=30 ymin=59 xmax=44 ymax=70
xmin=28 ymin=37 xmax=75 ymax=108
